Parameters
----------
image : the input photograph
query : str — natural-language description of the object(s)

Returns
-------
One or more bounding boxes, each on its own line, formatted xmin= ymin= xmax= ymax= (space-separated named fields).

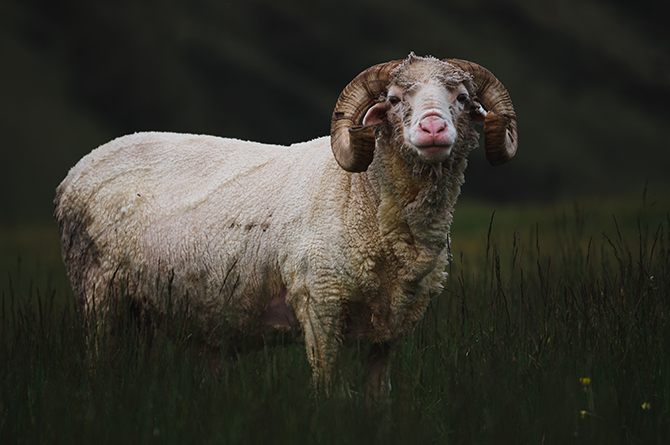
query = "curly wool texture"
xmin=56 ymin=57 xmax=485 ymax=390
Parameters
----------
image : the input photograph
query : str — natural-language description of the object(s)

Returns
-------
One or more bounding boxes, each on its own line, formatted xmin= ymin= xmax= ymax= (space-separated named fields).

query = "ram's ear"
xmin=362 ymin=102 xmax=389 ymax=126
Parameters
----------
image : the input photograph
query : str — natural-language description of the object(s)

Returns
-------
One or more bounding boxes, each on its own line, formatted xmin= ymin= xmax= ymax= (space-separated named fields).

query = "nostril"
xmin=419 ymin=116 xmax=447 ymax=135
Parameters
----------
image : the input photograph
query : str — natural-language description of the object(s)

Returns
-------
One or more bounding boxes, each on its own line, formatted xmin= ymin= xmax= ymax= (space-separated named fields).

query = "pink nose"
xmin=419 ymin=115 xmax=447 ymax=136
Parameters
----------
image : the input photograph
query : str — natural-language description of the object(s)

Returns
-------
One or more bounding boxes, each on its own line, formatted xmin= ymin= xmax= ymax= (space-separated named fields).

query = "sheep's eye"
xmin=388 ymin=96 xmax=401 ymax=106
xmin=457 ymin=93 xmax=469 ymax=104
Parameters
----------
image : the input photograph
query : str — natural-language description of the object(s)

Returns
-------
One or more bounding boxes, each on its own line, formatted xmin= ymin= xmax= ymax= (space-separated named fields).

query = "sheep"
xmin=55 ymin=53 xmax=517 ymax=395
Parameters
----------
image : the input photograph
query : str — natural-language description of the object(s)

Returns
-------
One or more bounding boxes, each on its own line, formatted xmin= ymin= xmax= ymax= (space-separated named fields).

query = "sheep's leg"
xmin=300 ymin=294 xmax=343 ymax=394
xmin=367 ymin=341 xmax=395 ymax=400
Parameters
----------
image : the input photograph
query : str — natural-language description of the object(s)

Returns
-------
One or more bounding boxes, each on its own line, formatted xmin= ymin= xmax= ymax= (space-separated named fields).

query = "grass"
xmin=1 ymin=191 xmax=669 ymax=444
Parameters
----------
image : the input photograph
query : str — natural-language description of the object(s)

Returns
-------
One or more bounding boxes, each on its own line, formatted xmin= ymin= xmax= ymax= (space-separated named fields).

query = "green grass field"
xmin=2 ymin=192 xmax=669 ymax=444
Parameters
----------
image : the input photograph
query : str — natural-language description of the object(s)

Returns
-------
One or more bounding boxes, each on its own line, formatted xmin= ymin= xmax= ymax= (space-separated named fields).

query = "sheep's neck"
xmin=360 ymin=149 xmax=467 ymax=280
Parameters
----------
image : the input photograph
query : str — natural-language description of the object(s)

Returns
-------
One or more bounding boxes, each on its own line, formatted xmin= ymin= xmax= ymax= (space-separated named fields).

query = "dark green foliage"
xmin=2 ymin=195 xmax=669 ymax=443
xmin=2 ymin=0 xmax=669 ymax=222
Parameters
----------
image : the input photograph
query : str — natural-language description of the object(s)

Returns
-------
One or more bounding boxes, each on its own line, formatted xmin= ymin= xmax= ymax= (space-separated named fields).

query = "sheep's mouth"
xmin=416 ymin=143 xmax=452 ymax=151
xmin=415 ymin=144 xmax=453 ymax=162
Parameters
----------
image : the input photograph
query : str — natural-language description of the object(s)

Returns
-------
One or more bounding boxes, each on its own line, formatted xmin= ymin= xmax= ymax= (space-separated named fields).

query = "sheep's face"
xmin=363 ymin=57 xmax=484 ymax=165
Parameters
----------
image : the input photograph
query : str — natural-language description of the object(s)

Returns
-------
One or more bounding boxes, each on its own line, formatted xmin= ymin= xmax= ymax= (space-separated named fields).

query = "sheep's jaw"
xmin=416 ymin=145 xmax=452 ymax=162
xmin=411 ymin=147 xmax=449 ymax=180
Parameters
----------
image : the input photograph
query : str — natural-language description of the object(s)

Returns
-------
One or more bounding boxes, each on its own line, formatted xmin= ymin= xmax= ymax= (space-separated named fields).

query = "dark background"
xmin=2 ymin=0 xmax=668 ymax=224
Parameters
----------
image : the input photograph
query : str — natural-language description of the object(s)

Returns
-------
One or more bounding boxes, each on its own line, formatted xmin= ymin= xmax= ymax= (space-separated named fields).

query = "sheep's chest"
xmin=344 ymin=236 xmax=447 ymax=342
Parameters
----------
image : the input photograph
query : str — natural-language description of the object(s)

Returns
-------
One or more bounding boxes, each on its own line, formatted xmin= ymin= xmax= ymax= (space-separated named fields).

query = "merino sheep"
xmin=55 ymin=53 xmax=517 ymax=394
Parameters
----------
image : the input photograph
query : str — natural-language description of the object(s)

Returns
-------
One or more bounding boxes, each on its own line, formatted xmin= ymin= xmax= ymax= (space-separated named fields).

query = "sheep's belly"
xmin=259 ymin=291 xmax=296 ymax=328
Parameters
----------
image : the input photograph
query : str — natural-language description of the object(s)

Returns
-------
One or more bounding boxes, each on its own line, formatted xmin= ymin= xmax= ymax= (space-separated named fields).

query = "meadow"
xmin=1 ymin=191 xmax=668 ymax=444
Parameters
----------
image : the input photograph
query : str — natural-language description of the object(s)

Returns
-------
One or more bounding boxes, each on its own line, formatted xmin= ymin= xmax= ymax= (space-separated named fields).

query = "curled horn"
xmin=330 ymin=60 xmax=402 ymax=172
xmin=445 ymin=59 xmax=518 ymax=166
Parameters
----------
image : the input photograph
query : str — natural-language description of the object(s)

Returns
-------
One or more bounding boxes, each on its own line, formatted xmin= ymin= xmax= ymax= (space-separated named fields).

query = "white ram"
xmin=55 ymin=53 xmax=517 ymax=394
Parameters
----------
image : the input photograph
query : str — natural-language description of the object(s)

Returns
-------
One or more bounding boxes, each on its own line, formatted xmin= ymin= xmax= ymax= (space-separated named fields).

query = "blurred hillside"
xmin=1 ymin=0 xmax=668 ymax=223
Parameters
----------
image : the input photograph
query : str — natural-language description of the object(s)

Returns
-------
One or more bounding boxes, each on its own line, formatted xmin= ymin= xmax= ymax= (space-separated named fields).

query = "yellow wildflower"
xmin=641 ymin=402 xmax=651 ymax=410
xmin=579 ymin=377 xmax=591 ymax=387
xmin=579 ymin=410 xmax=587 ymax=419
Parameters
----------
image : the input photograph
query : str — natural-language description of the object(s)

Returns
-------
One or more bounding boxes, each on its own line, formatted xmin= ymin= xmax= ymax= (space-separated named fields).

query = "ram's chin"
xmin=415 ymin=145 xmax=452 ymax=164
